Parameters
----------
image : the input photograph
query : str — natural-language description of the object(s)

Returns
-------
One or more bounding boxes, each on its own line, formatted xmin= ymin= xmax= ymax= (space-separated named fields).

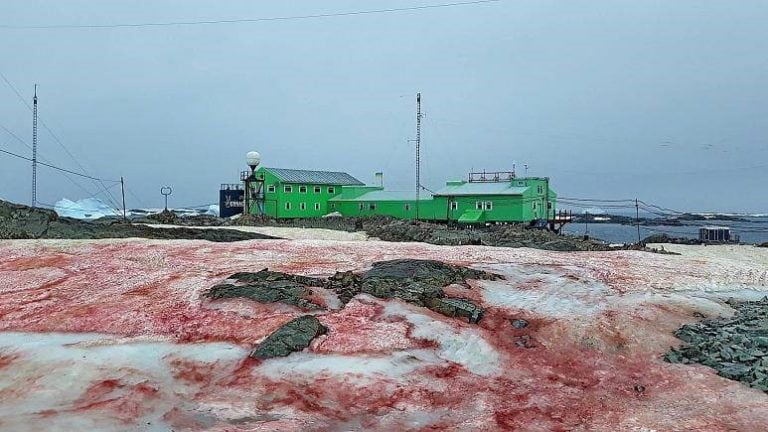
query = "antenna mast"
xmin=32 ymin=85 xmax=38 ymax=208
xmin=415 ymin=92 xmax=422 ymax=220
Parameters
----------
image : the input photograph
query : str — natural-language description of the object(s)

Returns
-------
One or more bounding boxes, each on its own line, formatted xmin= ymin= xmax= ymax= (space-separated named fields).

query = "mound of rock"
xmin=205 ymin=270 xmax=325 ymax=310
xmin=250 ymin=315 xmax=327 ymax=359
xmin=0 ymin=199 xmax=277 ymax=242
xmin=664 ymin=297 xmax=768 ymax=392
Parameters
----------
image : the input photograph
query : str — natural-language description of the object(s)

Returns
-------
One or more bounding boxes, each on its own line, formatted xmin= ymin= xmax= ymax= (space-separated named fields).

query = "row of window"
xmin=356 ymin=203 xmax=415 ymax=211
xmin=268 ymin=185 xmax=335 ymax=194
xmin=284 ymin=202 xmax=322 ymax=211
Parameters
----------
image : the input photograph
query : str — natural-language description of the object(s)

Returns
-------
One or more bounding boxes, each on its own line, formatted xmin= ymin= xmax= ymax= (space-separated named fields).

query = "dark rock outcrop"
xmin=250 ymin=315 xmax=327 ymax=359
xmin=664 ymin=297 xmax=768 ymax=392
xmin=205 ymin=269 xmax=325 ymax=310
xmin=0 ymin=199 xmax=277 ymax=242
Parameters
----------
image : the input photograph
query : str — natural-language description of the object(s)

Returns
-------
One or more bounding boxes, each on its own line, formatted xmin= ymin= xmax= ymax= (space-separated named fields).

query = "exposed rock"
xmin=664 ymin=297 xmax=768 ymax=393
xmin=210 ymin=259 xmax=497 ymax=325
xmin=250 ymin=315 xmax=327 ymax=359
xmin=426 ymin=298 xmax=484 ymax=324
xmin=357 ymin=259 xmax=495 ymax=321
xmin=229 ymin=269 xmax=326 ymax=288
xmin=204 ymin=269 xmax=325 ymax=310
xmin=0 ymin=199 xmax=276 ymax=242
xmin=511 ymin=319 xmax=529 ymax=329
xmin=232 ymin=213 xmax=610 ymax=252
xmin=327 ymin=271 xmax=361 ymax=305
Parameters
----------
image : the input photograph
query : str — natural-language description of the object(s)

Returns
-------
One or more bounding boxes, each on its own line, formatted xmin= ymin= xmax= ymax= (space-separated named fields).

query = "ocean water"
xmin=562 ymin=217 xmax=768 ymax=245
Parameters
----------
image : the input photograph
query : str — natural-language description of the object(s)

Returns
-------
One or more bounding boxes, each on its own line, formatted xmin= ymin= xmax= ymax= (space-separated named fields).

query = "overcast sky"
xmin=1 ymin=0 xmax=766 ymax=212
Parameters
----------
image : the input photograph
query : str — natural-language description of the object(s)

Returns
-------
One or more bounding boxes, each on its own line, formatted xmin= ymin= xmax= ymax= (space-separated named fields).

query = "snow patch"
xmin=257 ymin=350 xmax=441 ymax=381
xmin=383 ymin=302 xmax=501 ymax=376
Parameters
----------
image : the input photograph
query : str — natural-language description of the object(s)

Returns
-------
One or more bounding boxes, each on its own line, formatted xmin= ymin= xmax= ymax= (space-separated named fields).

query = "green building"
xmin=328 ymin=175 xmax=555 ymax=224
xmin=432 ymin=176 xmax=556 ymax=224
xmin=244 ymin=165 xmax=557 ymax=225
xmin=245 ymin=167 xmax=364 ymax=218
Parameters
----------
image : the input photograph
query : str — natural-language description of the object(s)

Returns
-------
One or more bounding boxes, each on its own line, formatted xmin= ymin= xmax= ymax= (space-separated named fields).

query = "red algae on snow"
xmin=0 ymin=238 xmax=768 ymax=431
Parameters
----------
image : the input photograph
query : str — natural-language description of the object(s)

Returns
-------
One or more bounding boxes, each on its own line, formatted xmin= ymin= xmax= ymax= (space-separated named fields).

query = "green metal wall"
xmin=248 ymin=168 xmax=347 ymax=218
xmin=331 ymin=197 xmax=446 ymax=220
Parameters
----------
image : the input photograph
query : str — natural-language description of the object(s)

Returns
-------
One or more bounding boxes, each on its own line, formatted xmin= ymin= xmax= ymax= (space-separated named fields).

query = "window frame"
xmin=327 ymin=186 xmax=335 ymax=194
xmin=314 ymin=186 xmax=322 ymax=194
xmin=404 ymin=203 xmax=411 ymax=211
xmin=267 ymin=185 xmax=276 ymax=193
xmin=484 ymin=201 xmax=493 ymax=211
xmin=284 ymin=185 xmax=293 ymax=193
xmin=300 ymin=202 xmax=307 ymax=210
xmin=285 ymin=202 xmax=291 ymax=210
xmin=314 ymin=203 xmax=321 ymax=211
xmin=359 ymin=203 xmax=365 ymax=210
xmin=450 ymin=201 xmax=458 ymax=211
xmin=476 ymin=201 xmax=483 ymax=210
xmin=369 ymin=203 xmax=377 ymax=211
xmin=299 ymin=185 xmax=308 ymax=194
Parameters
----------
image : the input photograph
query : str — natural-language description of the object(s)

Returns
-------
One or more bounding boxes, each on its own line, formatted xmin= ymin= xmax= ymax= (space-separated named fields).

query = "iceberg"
xmin=54 ymin=198 xmax=120 ymax=220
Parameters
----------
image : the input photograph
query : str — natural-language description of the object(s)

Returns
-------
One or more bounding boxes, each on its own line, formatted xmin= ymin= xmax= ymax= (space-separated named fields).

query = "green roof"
xmin=434 ymin=182 xmax=529 ymax=196
xmin=263 ymin=167 xmax=364 ymax=186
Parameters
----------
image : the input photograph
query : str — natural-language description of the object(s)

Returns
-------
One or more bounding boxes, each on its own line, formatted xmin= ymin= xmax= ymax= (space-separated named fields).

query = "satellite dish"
xmin=246 ymin=151 xmax=261 ymax=170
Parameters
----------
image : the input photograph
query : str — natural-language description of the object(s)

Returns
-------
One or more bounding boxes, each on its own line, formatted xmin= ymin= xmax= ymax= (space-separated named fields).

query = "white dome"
xmin=246 ymin=151 xmax=261 ymax=168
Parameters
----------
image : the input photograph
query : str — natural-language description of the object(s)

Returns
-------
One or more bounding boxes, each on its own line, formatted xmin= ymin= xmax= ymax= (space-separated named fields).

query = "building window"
xmin=267 ymin=185 xmax=276 ymax=193
xmin=314 ymin=186 xmax=321 ymax=193
xmin=476 ymin=201 xmax=483 ymax=210
xmin=484 ymin=201 xmax=493 ymax=211
xmin=284 ymin=185 xmax=292 ymax=193
xmin=328 ymin=186 xmax=335 ymax=194
xmin=300 ymin=202 xmax=306 ymax=210
xmin=314 ymin=203 xmax=320 ymax=210
xmin=532 ymin=202 xmax=537 ymax=209
xmin=450 ymin=201 xmax=458 ymax=211
xmin=359 ymin=203 xmax=365 ymax=210
xmin=369 ymin=203 xmax=377 ymax=211
xmin=404 ymin=204 xmax=411 ymax=211
xmin=537 ymin=185 xmax=543 ymax=194
xmin=299 ymin=186 xmax=307 ymax=193
xmin=285 ymin=202 xmax=291 ymax=210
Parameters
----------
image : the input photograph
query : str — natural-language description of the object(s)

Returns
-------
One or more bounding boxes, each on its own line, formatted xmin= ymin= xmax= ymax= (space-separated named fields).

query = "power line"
xmin=0 ymin=147 xmax=120 ymax=183
xmin=0 ymin=70 xmax=123 ymax=208
xmin=0 ymin=0 xmax=502 ymax=30
xmin=0 ymin=120 xmax=106 ymax=199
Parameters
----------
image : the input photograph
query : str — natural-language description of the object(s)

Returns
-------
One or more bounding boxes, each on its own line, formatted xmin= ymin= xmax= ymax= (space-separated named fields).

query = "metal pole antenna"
xmin=32 ymin=85 xmax=38 ymax=207
xmin=636 ymin=198 xmax=641 ymax=244
xmin=120 ymin=177 xmax=127 ymax=222
xmin=415 ymin=92 xmax=422 ymax=220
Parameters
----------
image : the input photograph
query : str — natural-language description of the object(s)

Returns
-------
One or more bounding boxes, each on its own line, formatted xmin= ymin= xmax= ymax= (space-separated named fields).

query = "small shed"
xmin=699 ymin=226 xmax=731 ymax=242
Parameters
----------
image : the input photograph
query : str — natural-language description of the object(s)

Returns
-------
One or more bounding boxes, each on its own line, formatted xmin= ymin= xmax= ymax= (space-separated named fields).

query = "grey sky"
xmin=1 ymin=0 xmax=766 ymax=212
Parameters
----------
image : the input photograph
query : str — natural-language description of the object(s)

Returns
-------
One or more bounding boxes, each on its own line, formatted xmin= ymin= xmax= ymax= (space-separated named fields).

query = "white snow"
xmin=383 ymin=301 xmax=501 ymax=376
xmin=257 ymin=350 xmax=441 ymax=381
xmin=480 ymin=264 xmax=611 ymax=317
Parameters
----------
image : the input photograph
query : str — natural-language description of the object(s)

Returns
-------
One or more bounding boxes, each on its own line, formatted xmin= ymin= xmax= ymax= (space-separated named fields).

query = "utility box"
xmin=699 ymin=226 xmax=731 ymax=242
